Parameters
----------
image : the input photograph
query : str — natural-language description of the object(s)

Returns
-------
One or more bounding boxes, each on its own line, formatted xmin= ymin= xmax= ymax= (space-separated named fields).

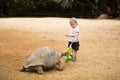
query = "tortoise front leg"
xmin=35 ymin=66 xmax=44 ymax=74
xmin=55 ymin=61 xmax=64 ymax=71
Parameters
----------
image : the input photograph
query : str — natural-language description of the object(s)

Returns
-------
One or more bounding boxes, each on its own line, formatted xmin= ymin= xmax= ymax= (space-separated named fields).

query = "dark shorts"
xmin=68 ymin=41 xmax=80 ymax=51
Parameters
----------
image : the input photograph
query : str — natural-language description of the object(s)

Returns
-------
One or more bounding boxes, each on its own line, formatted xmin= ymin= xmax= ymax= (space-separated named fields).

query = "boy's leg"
xmin=73 ymin=50 xmax=77 ymax=62
xmin=74 ymin=51 xmax=77 ymax=57
xmin=72 ymin=42 xmax=79 ymax=62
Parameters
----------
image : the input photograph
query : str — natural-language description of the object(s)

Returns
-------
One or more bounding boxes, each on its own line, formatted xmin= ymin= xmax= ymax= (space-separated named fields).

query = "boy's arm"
xmin=73 ymin=32 xmax=79 ymax=42
xmin=65 ymin=34 xmax=70 ymax=37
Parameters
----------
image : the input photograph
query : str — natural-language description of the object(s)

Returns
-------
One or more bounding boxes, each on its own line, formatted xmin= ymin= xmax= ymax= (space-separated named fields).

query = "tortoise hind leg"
xmin=55 ymin=61 xmax=64 ymax=71
xmin=20 ymin=66 xmax=26 ymax=72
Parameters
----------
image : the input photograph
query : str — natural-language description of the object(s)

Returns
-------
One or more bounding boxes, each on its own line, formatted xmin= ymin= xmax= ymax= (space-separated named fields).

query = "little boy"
xmin=65 ymin=17 xmax=80 ymax=62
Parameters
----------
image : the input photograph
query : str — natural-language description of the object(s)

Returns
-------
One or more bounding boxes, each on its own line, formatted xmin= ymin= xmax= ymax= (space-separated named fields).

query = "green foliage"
xmin=54 ymin=0 xmax=74 ymax=8
xmin=0 ymin=0 xmax=119 ymax=18
xmin=65 ymin=44 xmax=73 ymax=63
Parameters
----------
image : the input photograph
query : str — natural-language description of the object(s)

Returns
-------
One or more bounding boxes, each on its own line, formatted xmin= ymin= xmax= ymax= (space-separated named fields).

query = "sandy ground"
xmin=0 ymin=18 xmax=120 ymax=80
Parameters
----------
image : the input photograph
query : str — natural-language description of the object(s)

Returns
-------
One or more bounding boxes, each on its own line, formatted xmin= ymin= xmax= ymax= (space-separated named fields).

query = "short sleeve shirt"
xmin=69 ymin=27 xmax=80 ymax=42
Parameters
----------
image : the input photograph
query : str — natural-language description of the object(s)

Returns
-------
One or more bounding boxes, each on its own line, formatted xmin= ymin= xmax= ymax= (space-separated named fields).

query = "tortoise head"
xmin=60 ymin=52 xmax=67 ymax=58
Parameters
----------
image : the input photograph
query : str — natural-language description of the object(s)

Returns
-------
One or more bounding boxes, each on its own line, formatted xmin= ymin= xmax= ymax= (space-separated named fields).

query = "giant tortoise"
xmin=20 ymin=47 xmax=67 ymax=74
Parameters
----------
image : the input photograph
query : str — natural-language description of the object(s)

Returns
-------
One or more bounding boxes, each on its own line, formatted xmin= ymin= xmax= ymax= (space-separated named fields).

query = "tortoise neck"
xmin=61 ymin=52 xmax=67 ymax=58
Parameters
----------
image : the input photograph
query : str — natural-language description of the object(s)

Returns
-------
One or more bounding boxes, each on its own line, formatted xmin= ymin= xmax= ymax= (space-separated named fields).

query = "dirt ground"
xmin=0 ymin=18 xmax=120 ymax=80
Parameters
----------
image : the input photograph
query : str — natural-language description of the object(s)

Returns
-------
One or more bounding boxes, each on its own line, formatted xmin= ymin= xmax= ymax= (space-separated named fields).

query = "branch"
xmin=85 ymin=0 xmax=101 ymax=13
xmin=75 ymin=0 xmax=101 ymax=13
xmin=75 ymin=0 xmax=90 ymax=6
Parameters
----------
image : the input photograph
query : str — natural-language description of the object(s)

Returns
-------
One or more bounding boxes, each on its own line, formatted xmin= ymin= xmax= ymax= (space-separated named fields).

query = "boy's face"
xmin=69 ymin=20 xmax=77 ymax=28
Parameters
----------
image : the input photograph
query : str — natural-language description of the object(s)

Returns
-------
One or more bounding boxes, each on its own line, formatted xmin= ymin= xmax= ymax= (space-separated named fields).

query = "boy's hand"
xmin=73 ymin=38 xmax=77 ymax=42
xmin=73 ymin=32 xmax=79 ymax=42
xmin=65 ymin=34 xmax=69 ymax=37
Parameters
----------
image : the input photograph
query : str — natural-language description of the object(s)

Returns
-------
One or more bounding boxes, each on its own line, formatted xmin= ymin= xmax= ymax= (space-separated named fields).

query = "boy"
xmin=65 ymin=17 xmax=80 ymax=62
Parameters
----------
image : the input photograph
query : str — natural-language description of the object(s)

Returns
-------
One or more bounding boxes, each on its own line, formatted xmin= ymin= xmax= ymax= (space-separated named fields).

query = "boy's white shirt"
xmin=69 ymin=26 xmax=80 ymax=42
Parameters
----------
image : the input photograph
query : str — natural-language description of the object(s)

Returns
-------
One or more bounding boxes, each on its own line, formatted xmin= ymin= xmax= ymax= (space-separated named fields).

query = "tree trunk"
xmin=99 ymin=0 xmax=107 ymax=13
